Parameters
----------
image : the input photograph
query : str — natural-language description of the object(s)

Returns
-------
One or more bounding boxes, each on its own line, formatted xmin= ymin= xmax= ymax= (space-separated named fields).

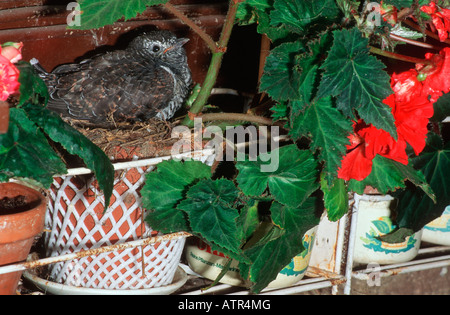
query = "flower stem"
xmin=200 ymin=112 xmax=275 ymax=126
xmin=162 ymin=2 xmax=218 ymax=53
xmin=389 ymin=33 xmax=441 ymax=50
xmin=181 ymin=0 xmax=244 ymax=127
xmin=369 ymin=46 xmax=433 ymax=65
xmin=403 ymin=19 xmax=450 ymax=46
xmin=0 ymin=101 xmax=9 ymax=134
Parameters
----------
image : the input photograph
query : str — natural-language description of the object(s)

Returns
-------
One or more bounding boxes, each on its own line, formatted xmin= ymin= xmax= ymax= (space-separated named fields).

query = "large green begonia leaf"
xmin=318 ymin=27 xmax=397 ymax=138
xmin=72 ymin=0 xmax=169 ymax=30
xmin=236 ymin=144 xmax=319 ymax=208
xmin=240 ymin=198 xmax=320 ymax=293
xmin=178 ymin=178 xmax=245 ymax=260
xmin=394 ymin=133 xmax=450 ymax=232
xmin=0 ymin=108 xmax=66 ymax=188
xmin=142 ymin=160 xmax=212 ymax=233
xmin=270 ymin=0 xmax=340 ymax=34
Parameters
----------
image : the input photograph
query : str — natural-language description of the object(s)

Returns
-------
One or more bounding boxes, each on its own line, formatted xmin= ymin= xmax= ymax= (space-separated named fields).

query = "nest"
xmin=68 ymin=118 xmax=179 ymax=160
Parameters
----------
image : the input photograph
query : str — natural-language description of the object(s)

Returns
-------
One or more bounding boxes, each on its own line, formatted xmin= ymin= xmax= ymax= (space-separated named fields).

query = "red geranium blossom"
xmin=338 ymin=47 xmax=450 ymax=181
xmin=386 ymin=69 xmax=435 ymax=155
xmin=421 ymin=1 xmax=450 ymax=42
xmin=337 ymin=120 xmax=408 ymax=181
xmin=0 ymin=43 xmax=22 ymax=102
xmin=421 ymin=47 xmax=450 ymax=101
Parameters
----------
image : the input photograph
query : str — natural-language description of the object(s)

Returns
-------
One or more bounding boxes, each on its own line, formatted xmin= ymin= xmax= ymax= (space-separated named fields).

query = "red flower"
xmin=1 ymin=42 xmax=23 ymax=64
xmin=338 ymin=120 xmax=408 ymax=181
xmin=421 ymin=1 xmax=450 ymax=42
xmin=0 ymin=42 xmax=22 ymax=101
xmin=421 ymin=47 xmax=450 ymax=101
xmin=0 ymin=57 xmax=20 ymax=102
xmin=338 ymin=47 xmax=450 ymax=181
xmin=387 ymin=69 xmax=435 ymax=155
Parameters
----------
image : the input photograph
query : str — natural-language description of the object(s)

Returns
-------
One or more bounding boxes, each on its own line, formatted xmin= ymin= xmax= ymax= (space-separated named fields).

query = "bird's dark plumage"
xmin=34 ymin=30 xmax=192 ymax=123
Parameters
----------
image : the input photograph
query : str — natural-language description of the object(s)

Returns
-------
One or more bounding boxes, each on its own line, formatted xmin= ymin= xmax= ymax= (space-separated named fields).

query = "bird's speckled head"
xmin=129 ymin=30 xmax=189 ymax=65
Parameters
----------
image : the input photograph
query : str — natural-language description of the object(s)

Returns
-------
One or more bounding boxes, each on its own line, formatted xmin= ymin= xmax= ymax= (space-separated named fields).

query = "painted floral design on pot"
xmin=353 ymin=194 xmax=422 ymax=266
xmin=422 ymin=206 xmax=450 ymax=246
xmin=360 ymin=216 xmax=418 ymax=254
xmin=186 ymin=227 xmax=317 ymax=289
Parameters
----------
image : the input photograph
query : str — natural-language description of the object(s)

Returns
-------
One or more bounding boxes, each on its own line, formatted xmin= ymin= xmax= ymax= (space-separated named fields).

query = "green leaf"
xmin=236 ymin=0 xmax=273 ymax=25
xmin=240 ymin=198 xmax=320 ymax=293
xmin=142 ymin=160 xmax=212 ymax=233
xmin=23 ymin=105 xmax=114 ymax=208
xmin=255 ymin=7 xmax=292 ymax=42
xmin=259 ymin=41 xmax=306 ymax=102
xmin=290 ymin=96 xmax=353 ymax=184
xmin=336 ymin=0 xmax=361 ymax=19
xmin=16 ymin=62 xmax=49 ymax=106
xmin=178 ymin=178 xmax=243 ymax=258
xmin=431 ymin=92 xmax=450 ymax=122
xmin=321 ymin=175 xmax=349 ymax=222
xmin=348 ymin=155 xmax=435 ymax=200
xmin=318 ymin=28 xmax=397 ymax=138
xmin=288 ymin=31 xmax=333 ymax=113
xmin=270 ymin=102 xmax=289 ymax=121
xmin=0 ymin=108 xmax=66 ymax=188
xmin=236 ymin=144 xmax=319 ymax=208
xmin=394 ymin=133 xmax=450 ymax=232
xmin=72 ymin=0 xmax=168 ymax=30
xmin=390 ymin=24 xmax=424 ymax=40
xmin=382 ymin=0 xmax=414 ymax=8
xmin=270 ymin=0 xmax=340 ymax=34
xmin=236 ymin=199 xmax=260 ymax=242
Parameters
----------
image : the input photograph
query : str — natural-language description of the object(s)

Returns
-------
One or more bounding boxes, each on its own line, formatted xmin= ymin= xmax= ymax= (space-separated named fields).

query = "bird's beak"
xmin=163 ymin=38 xmax=190 ymax=54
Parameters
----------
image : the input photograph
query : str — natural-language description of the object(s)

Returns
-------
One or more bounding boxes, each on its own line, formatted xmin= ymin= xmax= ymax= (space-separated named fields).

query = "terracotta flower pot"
xmin=0 ymin=182 xmax=47 ymax=295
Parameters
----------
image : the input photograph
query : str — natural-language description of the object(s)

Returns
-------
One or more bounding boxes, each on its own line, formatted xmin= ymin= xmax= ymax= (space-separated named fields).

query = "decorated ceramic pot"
xmin=422 ymin=206 xmax=450 ymax=246
xmin=353 ymin=194 xmax=422 ymax=266
xmin=185 ymin=226 xmax=317 ymax=289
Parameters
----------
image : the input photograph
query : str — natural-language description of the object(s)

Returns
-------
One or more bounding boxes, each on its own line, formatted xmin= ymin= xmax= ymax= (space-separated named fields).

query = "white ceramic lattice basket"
xmin=44 ymin=150 xmax=215 ymax=290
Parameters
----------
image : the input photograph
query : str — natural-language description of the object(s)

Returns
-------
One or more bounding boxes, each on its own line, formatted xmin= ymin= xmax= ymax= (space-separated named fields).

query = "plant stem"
xmin=369 ymin=46 xmax=433 ymax=65
xmin=403 ymin=18 xmax=450 ymax=46
xmin=389 ymin=33 xmax=441 ymax=50
xmin=201 ymin=112 xmax=275 ymax=125
xmin=163 ymin=2 xmax=218 ymax=53
xmin=181 ymin=0 xmax=244 ymax=127
xmin=0 ymin=101 xmax=9 ymax=134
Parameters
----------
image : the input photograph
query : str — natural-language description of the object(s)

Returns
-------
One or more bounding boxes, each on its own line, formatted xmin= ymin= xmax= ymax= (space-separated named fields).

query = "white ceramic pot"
xmin=422 ymin=206 xmax=450 ymax=246
xmin=353 ymin=194 xmax=422 ymax=266
xmin=185 ymin=226 xmax=317 ymax=289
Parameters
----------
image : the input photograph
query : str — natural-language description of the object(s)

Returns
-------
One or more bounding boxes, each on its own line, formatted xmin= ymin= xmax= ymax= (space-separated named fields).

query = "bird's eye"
xmin=152 ymin=45 xmax=161 ymax=53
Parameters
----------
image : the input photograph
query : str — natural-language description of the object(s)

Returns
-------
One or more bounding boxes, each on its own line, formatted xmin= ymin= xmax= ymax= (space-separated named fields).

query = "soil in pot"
xmin=0 ymin=182 xmax=47 ymax=295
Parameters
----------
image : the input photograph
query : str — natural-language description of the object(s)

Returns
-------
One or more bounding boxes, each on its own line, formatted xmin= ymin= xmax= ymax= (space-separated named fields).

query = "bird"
xmin=31 ymin=30 xmax=192 ymax=124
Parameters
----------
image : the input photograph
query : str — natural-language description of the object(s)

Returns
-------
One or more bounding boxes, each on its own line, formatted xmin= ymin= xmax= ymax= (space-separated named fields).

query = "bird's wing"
xmin=47 ymin=51 xmax=175 ymax=122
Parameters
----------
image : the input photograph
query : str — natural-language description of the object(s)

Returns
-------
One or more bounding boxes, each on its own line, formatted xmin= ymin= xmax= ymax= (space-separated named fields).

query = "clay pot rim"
xmin=0 ymin=182 xmax=47 ymax=243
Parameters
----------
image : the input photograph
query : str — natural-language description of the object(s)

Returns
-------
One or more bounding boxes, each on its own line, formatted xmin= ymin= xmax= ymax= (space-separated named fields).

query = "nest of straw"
xmin=69 ymin=118 xmax=179 ymax=159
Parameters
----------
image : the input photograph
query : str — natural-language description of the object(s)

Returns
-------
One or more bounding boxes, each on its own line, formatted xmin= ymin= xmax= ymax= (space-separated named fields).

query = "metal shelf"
xmin=3 ymin=197 xmax=449 ymax=295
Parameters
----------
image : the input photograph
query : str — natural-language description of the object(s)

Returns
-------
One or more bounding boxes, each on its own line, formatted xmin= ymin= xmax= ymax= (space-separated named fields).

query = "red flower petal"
xmin=0 ymin=53 xmax=20 ymax=101
xmin=338 ymin=143 xmax=373 ymax=181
